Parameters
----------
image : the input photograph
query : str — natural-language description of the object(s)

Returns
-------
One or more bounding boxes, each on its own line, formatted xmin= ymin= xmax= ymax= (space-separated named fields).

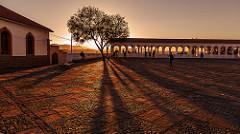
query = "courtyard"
xmin=0 ymin=59 xmax=239 ymax=133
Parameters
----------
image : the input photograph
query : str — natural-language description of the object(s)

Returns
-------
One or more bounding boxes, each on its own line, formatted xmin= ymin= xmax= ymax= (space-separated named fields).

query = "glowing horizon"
xmin=1 ymin=0 xmax=240 ymax=49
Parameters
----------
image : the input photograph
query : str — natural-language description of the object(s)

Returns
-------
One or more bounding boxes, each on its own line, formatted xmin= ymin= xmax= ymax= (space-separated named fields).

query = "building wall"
xmin=50 ymin=46 xmax=68 ymax=65
xmin=0 ymin=19 xmax=49 ymax=56
xmin=0 ymin=19 xmax=50 ymax=69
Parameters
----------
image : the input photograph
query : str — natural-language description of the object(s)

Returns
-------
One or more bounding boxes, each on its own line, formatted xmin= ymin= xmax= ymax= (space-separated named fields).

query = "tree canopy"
xmin=67 ymin=6 xmax=129 ymax=58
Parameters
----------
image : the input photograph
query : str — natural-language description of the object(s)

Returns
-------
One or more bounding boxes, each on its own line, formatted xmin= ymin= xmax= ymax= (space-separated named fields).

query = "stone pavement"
xmin=0 ymin=59 xmax=239 ymax=134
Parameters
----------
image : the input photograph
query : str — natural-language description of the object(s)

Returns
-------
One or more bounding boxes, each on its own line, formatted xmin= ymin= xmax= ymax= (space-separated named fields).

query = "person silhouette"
xmin=80 ymin=51 xmax=85 ymax=60
xmin=169 ymin=52 xmax=174 ymax=67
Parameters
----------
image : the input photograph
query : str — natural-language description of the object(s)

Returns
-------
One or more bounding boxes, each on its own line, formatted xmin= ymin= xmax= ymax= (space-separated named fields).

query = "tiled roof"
xmin=109 ymin=38 xmax=240 ymax=44
xmin=0 ymin=5 xmax=53 ymax=32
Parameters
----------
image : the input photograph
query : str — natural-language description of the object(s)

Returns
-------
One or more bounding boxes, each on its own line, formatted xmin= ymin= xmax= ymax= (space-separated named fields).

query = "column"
xmin=162 ymin=46 xmax=165 ymax=55
xmin=189 ymin=46 xmax=193 ymax=58
xmin=218 ymin=46 xmax=221 ymax=57
xmin=119 ymin=46 xmax=122 ymax=54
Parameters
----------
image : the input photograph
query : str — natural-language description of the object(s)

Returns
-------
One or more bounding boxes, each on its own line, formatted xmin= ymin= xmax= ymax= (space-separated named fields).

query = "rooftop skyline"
xmin=1 ymin=0 xmax=240 ymax=48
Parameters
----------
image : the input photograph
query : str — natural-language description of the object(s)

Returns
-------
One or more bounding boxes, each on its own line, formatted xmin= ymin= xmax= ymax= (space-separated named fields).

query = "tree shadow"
xmin=110 ymin=59 xmax=240 ymax=132
xmin=91 ymin=61 xmax=144 ymax=133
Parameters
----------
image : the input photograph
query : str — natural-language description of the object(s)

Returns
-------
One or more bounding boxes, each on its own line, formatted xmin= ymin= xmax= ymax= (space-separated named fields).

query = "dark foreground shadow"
xmin=91 ymin=61 xmax=144 ymax=133
xmin=110 ymin=58 xmax=240 ymax=132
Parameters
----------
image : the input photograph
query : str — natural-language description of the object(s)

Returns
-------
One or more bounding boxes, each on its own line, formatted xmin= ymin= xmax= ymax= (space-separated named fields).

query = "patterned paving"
xmin=0 ymin=59 xmax=239 ymax=134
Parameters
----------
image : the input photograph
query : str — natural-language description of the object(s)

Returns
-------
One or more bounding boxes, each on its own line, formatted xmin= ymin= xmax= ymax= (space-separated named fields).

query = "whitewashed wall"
xmin=0 ymin=19 xmax=49 ymax=56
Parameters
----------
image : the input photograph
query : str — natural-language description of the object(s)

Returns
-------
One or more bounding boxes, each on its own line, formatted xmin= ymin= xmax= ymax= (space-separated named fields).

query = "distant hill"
xmin=51 ymin=44 xmax=101 ymax=54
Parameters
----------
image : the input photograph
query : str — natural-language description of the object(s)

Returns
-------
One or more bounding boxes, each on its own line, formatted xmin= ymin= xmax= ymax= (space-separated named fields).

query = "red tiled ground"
xmin=0 ymin=59 xmax=240 ymax=133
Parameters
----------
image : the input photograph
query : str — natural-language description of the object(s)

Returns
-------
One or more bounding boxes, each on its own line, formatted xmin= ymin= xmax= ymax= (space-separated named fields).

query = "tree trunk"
xmin=100 ymin=49 xmax=105 ymax=61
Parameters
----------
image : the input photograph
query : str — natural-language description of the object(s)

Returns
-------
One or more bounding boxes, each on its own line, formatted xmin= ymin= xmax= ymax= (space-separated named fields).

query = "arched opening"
xmin=135 ymin=46 xmax=138 ymax=53
xmin=1 ymin=28 xmax=12 ymax=55
xmin=26 ymin=33 xmax=35 ymax=55
xmin=141 ymin=46 xmax=145 ymax=53
xmin=146 ymin=46 xmax=149 ymax=52
xmin=184 ymin=46 xmax=190 ymax=54
xmin=113 ymin=46 xmax=119 ymax=52
xmin=120 ymin=45 xmax=126 ymax=53
xmin=158 ymin=46 xmax=163 ymax=54
xmin=171 ymin=46 xmax=177 ymax=54
xmin=220 ymin=46 xmax=225 ymax=55
xmin=177 ymin=47 xmax=183 ymax=54
xmin=213 ymin=46 xmax=218 ymax=55
xmin=52 ymin=53 xmax=58 ymax=64
xmin=164 ymin=47 xmax=170 ymax=54
xmin=206 ymin=46 xmax=211 ymax=55
xmin=227 ymin=47 xmax=233 ymax=55
xmin=233 ymin=47 xmax=238 ymax=55
xmin=127 ymin=46 xmax=133 ymax=53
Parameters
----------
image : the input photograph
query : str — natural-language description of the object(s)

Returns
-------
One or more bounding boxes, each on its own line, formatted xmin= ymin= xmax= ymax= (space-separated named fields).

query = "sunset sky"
xmin=1 ymin=0 xmax=240 ymax=49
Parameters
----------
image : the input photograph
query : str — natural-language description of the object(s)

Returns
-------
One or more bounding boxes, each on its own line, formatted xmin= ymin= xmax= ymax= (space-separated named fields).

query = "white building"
xmin=0 ymin=5 xmax=53 ymax=69
xmin=110 ymin=38 xmax=240 ymax=59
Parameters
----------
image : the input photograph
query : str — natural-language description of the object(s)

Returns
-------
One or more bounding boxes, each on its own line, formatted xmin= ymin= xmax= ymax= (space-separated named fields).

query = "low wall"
xmin=0 ymin=55 xmax=49 ymax=69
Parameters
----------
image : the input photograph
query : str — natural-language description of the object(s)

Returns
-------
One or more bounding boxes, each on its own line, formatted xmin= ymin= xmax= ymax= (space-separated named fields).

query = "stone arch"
xmin=134 ymin=46 xmax=138 ymax=53
xmin=164 ymin=46 xmax=170 ymax=54
xmin=113 ymin=45 xmax=120 ymax=52
xmin=206 ymin=46 xmax=211 ymax=54
xmin=233 ymin=47 xmax=239 ymax=55
xmin=220 ymin=46 xmax=226 ymax=55
xmin=158 ymin=46 xmax=163 ymax=54
xmin=184 ymin=46 xmax=190 ymax=54
xmin=227 ymin=47 xmax=233 ymax=55
xmin=177 ymin=46 xmax=183 ymax=54
xmin=120 ymin=45 xmax=126 ymax=53
xmin=171 ymin=46 xmax=177 ymax=54
xmin=213 ymin=46 xmax=218 ymax=55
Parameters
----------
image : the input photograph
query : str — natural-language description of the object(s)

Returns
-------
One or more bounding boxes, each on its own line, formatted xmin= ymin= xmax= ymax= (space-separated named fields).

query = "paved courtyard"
xmin=0 ymin=59 xmax=240 ymax=134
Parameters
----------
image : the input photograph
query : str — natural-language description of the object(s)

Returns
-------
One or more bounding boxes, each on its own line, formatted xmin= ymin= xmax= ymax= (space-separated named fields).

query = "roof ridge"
xmin=0 ymin=5 xmax=53 ymax=32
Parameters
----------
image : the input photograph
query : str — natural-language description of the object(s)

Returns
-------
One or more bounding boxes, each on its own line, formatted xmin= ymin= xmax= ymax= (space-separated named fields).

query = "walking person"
xmin=80 ymin=51 xmax=85 ymax=60
xmin=169 ymin=52 xmax=174 ymax=67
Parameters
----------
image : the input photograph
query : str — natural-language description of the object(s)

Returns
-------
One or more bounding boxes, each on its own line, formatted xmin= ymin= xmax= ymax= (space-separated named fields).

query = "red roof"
xmin=110 ymin=38 xmax=240 ymax=44
xmin=0 ymin=5 xmax=53 ymax=32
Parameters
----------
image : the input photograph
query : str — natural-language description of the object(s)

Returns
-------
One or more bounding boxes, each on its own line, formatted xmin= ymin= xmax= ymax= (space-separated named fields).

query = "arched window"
xmin=26 ymin=33 xmax=34 ymax=55
xmin=1 ymin=29 xmax=11 ymax=55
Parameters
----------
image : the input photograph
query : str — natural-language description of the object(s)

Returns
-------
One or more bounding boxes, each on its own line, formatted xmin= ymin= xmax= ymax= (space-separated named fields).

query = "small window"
xmin=26 ymin=33 xmax=34 ymax=55
xmin=1 ymin=30 xmax=11 ymax=55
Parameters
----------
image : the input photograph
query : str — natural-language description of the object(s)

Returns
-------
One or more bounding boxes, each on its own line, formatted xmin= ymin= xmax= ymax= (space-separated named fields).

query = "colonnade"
xmin=109 ymin=44 xmax=240 ymax=58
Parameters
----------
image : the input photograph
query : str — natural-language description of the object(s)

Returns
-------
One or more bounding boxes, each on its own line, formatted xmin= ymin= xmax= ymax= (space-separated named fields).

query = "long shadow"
xmin=1 ymin=59 xmax=100 ymax=83
xmin=107 ymin=61 xmax=185 ymax=124
xmin=111 ymin=59 xmax=240 ymax=130
xmin=115 ymin=59 xmax=240 ymax=103
xmin=0 ymin=60 xmax=101 ymax=133
xmin=91 ymin=61 xmax=144 ymax=133
xmin=143 ymin=59 xmax=240 ymax=99
xmin=108 ymin=60 xmax=228 ymax=132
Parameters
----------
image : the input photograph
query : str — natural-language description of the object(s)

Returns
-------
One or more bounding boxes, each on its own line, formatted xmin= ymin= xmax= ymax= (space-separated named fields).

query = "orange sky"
xmin=1 ymin=0 xmax=240 ymax=49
